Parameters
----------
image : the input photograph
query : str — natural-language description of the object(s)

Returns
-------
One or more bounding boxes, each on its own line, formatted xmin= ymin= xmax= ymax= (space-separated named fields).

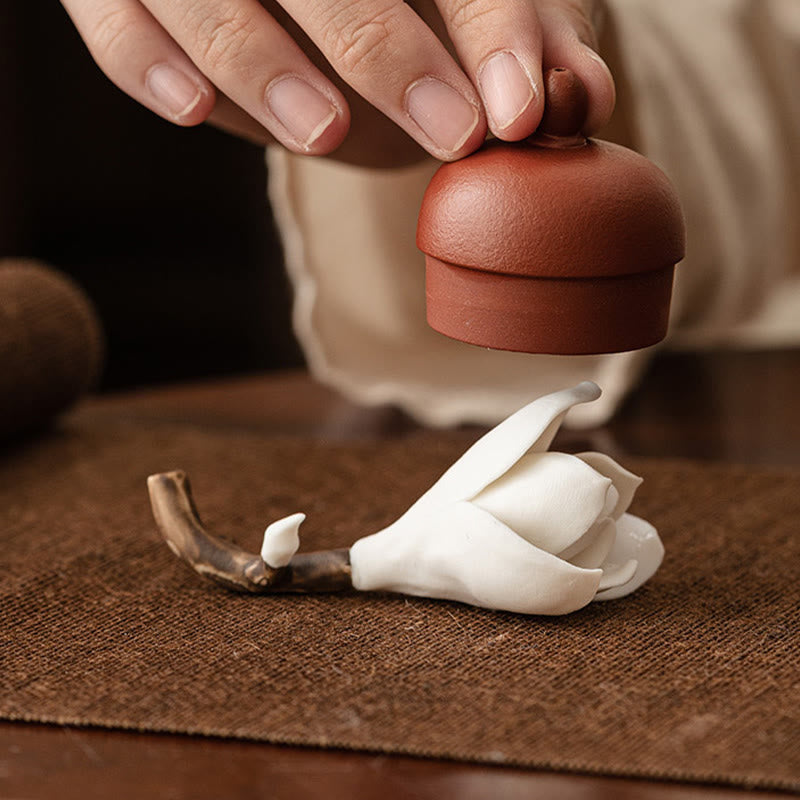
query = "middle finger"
xmin=280 ymin=0 xmax=487 ymax=160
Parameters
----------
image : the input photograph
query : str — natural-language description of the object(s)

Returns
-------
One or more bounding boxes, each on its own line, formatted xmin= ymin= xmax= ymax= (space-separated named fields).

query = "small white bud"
xmin=261 ymin=513 xmax=305 ymax=568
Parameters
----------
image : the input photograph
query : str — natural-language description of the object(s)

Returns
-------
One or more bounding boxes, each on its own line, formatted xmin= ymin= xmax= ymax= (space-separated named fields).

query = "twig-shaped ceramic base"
xmin=147 ymin=471 xmax=352 ymax=594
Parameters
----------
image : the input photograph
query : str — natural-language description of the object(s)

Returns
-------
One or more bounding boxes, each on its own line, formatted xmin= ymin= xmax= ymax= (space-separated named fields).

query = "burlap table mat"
xmin=1 ymin=416 xmax=798 ymax=792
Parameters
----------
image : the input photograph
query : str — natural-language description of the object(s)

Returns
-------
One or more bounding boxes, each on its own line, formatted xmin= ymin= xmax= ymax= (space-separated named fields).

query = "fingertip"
xmin=479 ymin=51 xmax=545 ymax=143
xmin=489 ymin=88 xmax=544 ymax=143
xmin=174 ymin=86 xmax=216 ymax=127
xmin=177 ymin=84 xmax=216 ymax=127
xmin=264 ymin=76 xmax=350 ymax=156
xmin=302 ymin=102 xmax=351 ymax=156
xmin=403 ymin=76 xmax=488 ymax=162
xmin=487 ymin=105 xmax=542 ymax=143
xmin=432 ymin=113 xmax=489 ymax=162
xmin=279 ymin=105 xmax=351 ymax=157
xmin=145 ymin=64 xmax=216 ymax=127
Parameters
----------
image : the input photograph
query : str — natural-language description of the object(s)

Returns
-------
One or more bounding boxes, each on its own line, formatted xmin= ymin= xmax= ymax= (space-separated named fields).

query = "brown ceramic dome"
xmin=417 ymin=69 xmax=685 ymax=355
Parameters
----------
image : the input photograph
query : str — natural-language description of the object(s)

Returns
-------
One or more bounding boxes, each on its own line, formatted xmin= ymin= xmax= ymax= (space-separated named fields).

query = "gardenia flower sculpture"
xmin=149 ymin=382 xmax=664 ymax=616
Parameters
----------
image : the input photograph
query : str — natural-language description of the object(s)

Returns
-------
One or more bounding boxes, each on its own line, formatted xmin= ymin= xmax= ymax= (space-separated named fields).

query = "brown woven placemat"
xmin=1 ymin=416 xmax=798 ymax=792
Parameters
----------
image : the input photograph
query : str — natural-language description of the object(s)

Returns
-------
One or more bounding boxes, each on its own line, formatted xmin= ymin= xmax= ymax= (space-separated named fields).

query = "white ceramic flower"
xmin=344 ymin=381 xmax=664 ymax=615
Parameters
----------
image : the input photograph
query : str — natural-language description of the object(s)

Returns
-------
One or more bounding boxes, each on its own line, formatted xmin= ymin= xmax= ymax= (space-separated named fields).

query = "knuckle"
xmin=445 ymin=0 xmax=501 ymax=36
xmin=89 ymin=5 xmax=141 ymax=64
xmin=188 ymin=4 xmax=258 ymax=72
xmin=318 ymin=2 xmax=398 ymax=76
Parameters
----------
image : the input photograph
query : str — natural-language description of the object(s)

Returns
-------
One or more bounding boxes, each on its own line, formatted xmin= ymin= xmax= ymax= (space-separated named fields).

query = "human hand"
xmin=61 ymin=0 xmax=615 ymax=166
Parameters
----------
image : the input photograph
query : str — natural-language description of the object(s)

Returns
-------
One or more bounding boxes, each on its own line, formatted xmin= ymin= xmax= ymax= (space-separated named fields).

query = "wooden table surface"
xmin=3 ymin=350 xmax=798 ymax=799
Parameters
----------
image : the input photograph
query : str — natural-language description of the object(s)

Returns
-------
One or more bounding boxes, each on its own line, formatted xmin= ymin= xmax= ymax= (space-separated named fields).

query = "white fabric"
xmin=267 ymin=0 xmax=800 ymax=427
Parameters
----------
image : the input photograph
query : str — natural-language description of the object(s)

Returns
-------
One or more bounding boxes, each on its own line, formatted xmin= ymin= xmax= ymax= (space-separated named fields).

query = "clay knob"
xmin=417 ymin=69 xmax=686 ymax=355
xmin=538 ymin=67 xmax=589 ymax=139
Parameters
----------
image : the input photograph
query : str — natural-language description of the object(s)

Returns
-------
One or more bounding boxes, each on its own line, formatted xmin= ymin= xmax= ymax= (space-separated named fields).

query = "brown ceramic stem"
xmin=147 ymin=471 xmax=352 ymax=594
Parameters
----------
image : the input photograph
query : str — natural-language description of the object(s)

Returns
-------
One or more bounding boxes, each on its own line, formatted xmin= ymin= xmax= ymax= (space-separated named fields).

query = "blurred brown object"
xmin=0 ymin=259 xmax=104 ymax=439
xmin=0 ymin=4 xmax=301 ymax=391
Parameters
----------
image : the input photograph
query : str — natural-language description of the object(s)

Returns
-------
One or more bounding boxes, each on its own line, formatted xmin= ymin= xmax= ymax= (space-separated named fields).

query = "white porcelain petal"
xmin=567 ymin=517 xmax=617 ymax=569
xmin=386 ymin=382 xmax=602 ymax=529
xmin=576 ymin=452 xmax=642 ymax=519
xmin=473 ymin=452 xmax=612 ymax=555
xmin=261 ymin=513 xmax=305 ymax=568
xmin=350 ymin=501 xmax=603 ymax=616
xmin=593 ymin=513 xmax=665 ymax=601
xmin=597 ymin=558 xmax=639 ymax=591
xmin=601 ymin=485 xmax=620 ymax=519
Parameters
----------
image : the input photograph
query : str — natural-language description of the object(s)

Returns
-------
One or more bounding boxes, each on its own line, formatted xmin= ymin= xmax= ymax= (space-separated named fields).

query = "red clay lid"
xmin=416 ymin=68 xmax=686 ymax=355
xmin=417 ymin=138 xmax=685 ymax=279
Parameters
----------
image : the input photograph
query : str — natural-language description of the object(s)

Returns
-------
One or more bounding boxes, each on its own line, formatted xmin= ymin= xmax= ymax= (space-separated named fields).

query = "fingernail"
xmin=405 ymin=78 xmax=479 ymax=154
xmin=146 ymin=64 xmax=205 ymax=121
xmin=479 ymin=51 xmax=534 ymax=131
xmin=266 ymin=76 xmax=338 ymax=149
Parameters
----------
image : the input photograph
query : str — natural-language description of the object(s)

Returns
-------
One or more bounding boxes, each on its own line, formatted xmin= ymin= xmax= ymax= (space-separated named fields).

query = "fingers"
xmin=63 ymin=0 xmax=614 ymax=162
xmin=62 ymin=0 xmax=351 ymax=154
xmin=61 ymin=0 xmax=215 ymax=126
xmin=280 ymin=0 xmax=487 ymax=160
xmin=434 ymin=0 xmax=613 ymax=141
xmin=138 ymin=0 xmax=351 ymax=154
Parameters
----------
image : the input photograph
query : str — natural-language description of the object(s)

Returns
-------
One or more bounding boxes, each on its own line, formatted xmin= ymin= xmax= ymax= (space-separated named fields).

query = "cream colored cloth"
xmin=267 ymin=0 xmax=800 ymax=428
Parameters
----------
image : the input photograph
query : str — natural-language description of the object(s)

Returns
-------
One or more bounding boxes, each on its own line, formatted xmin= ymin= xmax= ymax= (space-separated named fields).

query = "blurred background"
xmin=0 ymin=4 xmax=303 ymax=391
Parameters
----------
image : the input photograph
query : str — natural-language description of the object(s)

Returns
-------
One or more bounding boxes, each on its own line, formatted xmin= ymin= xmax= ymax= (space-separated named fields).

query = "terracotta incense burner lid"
xmin=417 ymin=68 xmax=686 ymax=355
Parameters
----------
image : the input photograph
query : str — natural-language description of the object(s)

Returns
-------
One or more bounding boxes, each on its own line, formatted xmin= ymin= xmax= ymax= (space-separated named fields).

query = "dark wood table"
xmin=3 ymin=350 xmax=797 ymax=799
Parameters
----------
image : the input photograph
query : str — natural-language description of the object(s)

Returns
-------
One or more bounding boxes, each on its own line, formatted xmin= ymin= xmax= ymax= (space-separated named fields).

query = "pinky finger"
xmin=61 ymin=0 xmax=215 ymax=126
